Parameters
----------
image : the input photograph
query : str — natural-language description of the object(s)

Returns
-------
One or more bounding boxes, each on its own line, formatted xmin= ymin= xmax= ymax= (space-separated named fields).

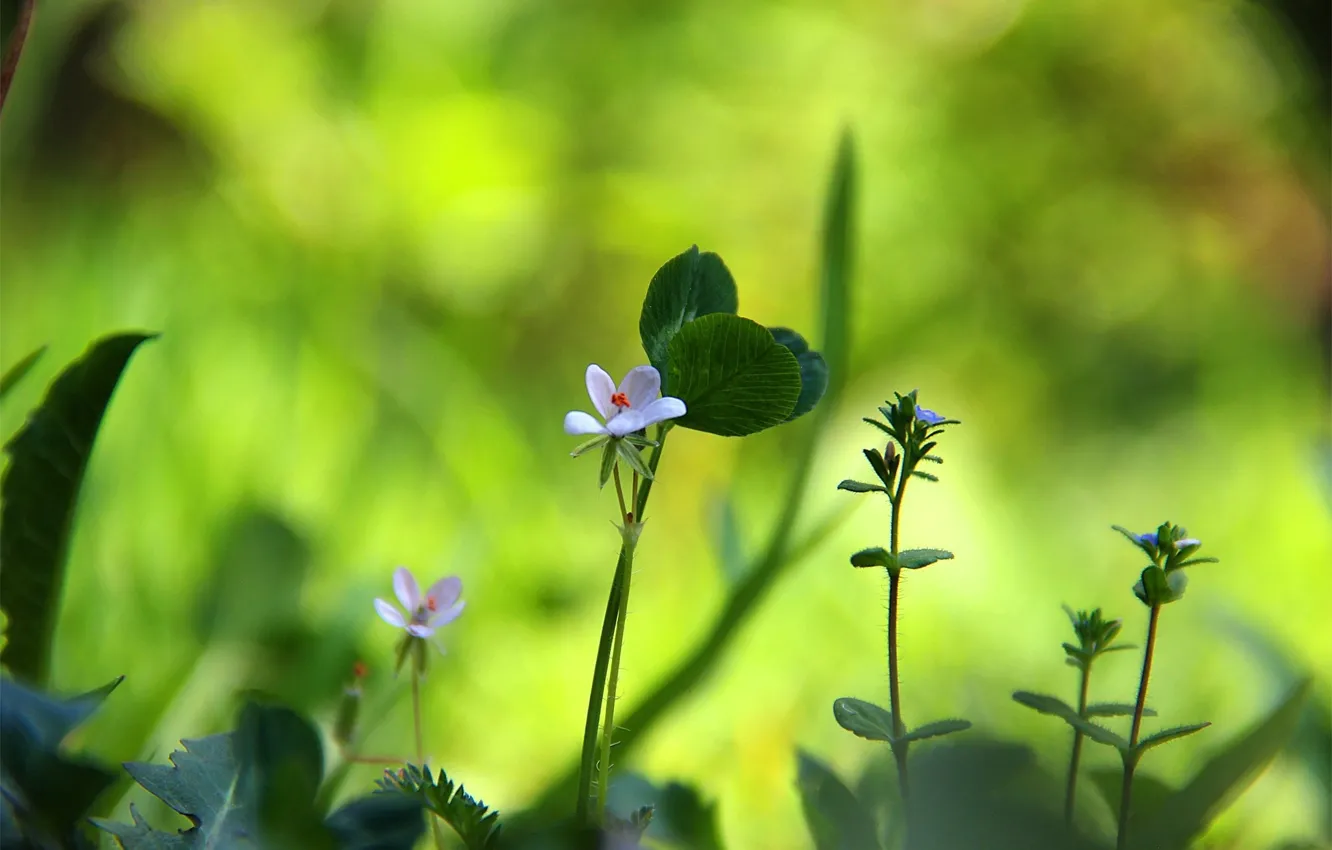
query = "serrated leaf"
xmin=837 ymin=480 xmax=886 ymax=494
xmin=1134 ymin=723 xmax=1210 ymax=755
xmin=1086 ymin=703 xmax=1157 ymax=718
xmin=0 ymin=346 xmax=45 ymax=402
xmin=819 ymin=130 xmax=854 ymax=399
xmin=896 ymin=548 xmax=953 ymax=570
xmin=769 ymin=327 xmax=829 ymax=422
xmin=796 ymin=750 xmax=881 ymax=850
xmin=849 ymin=547 xmax=893 ymax=569
xmin=1135 ymin=679 xmax=1311 ymax=850
xmin=666 ymin=314 xmax=801 ymax=437
xmin=95 ymin=733 xmax=254 ymax=849
xmin=1088 ymin=769 xmax=1174 ymax=825
xmin=899 ymin=719 xmax=972 ymax=744
xmin=638 ymin=246 xmax=739 ymax=382
xmin=1 ymin=332 xmax=156 ymax=684
xmin=833 ymin=697 xmax=897 ymax=743
xmin=378 ymin=763 xmax=500 ymax=850
xmin=1011 ymin=691 xmax=1130 ymax=751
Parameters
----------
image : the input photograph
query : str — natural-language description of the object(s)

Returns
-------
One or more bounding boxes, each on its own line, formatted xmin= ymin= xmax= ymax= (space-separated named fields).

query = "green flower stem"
xmin=1118 ymin=603 xmax=1161 ymax=850
xmin=576 ymin=426 xmax=669 ymax=825
xmin=411 ymin=657 xmax=446 ymax=850
xmin=1065 ymin=662 xmax=1093 ymax=824
xmin=597 ymin=507 xmax=638 ymax=817
xmin=887 ymin=470 xmax=910 ymax=800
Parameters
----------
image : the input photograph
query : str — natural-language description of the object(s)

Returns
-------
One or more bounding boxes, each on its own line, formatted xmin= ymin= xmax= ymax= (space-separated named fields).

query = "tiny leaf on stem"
xmin=896 ymin=548 xmax=954 ymax=570
xmin=833 ymin=697 xmax=897 ymax=743
xmin=898 ymin=719 xmax=972 ymax=744
xmin=1134 ymin=722 xmax=1211 ymax=756
xmin=1011 ymin=691 xmax=1130 ymax=752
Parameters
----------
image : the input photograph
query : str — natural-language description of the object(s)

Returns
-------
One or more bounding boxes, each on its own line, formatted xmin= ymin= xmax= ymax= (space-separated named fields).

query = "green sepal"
xmin=615 ymin=438 xmax=654 ymax=481
xmin=598 ymin=440 xmax=618 ymax=489
xmin=570 ymin=435 xmax=610 ymax=458
xmin=862 ymin=448 xmax=892 ymax=487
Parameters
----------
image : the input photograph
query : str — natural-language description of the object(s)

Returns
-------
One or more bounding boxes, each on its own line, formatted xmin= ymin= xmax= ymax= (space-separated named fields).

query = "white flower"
xmin=374 ymin=566 xmax=464 ymax=638
xmin=563 ymin=364 xmax=686 ymax=438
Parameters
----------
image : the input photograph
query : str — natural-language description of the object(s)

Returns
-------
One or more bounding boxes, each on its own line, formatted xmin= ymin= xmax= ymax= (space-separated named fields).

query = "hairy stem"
xmin=1117 ymin=604 xmax=1161 ymax=850
xmin=1065 ymin=663 xmax=1092 ymax=824
xmin=887 ymin=470 xmax=911 ymax=800
xmin=575 ymin=427 xmax=668 ymax=824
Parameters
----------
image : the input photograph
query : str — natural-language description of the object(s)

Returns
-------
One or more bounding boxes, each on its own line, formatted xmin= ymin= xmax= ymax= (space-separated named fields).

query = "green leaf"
xmin=1134 ymin=722 xmax=1211 ymax=756
xmin=610 ymin=778 xmax=723 ymax=850
xmin=378 ymin=764 xmax=500 ymax=850
xmin=95 ymin=732 xmax=255 ymax=849
xmin=910 ymin=470 xmax=939 ymax=482
xmin=0 ymin=346 xmax=45 ymax=401
xmin=833 ymin=697 xmax=897 ymax=743
xmin=862 ymin=448 xmax=892 ymax=487
xmin=818 ymin=130 xmax=854 ymax=400
xmin=325 ymin=794 xmax=426 ymax=850
xmin=0 ymin=676 xmax=121 ymax=844
xmin=1135 ymin=679 xmax=1311 ymax=850
xmin=796 ymin=750 xmax=882 ymax=850
xmin=896 ymin=548 xmax=954 ymax=570
xmin=1 ymin=332 xmax=156 ymax=684
xmin=1011 ymin=691 xmax=1130 ymax=751
xmin=837 ymin=480 xmax=886 ymax=494
xmin=849 ymin=547 xmax=893 ymax=569
xmin=666 ymin=314 xmax=801 ymax=437
xmin=598 ymin=439 xmax=617 ymax=489
xmin=235 ymin=702 xmax=327 ymax=844
xmin=1086 ymin=702 xmax=1157 ymax=718
xmin=898 ymin=718 xmax=972 ymax=744
xmin=1088 ymin=768 xmax=1175 ymax=826
xmin=769 ymin=327 xmax=829 ymax=421
xmin=638 ymin=246 xmax=739 ymax=381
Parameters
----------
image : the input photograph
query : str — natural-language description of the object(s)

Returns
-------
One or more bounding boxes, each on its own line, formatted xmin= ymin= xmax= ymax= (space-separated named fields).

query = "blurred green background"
xmin=1 ymin=0 xmax=1329 ymax=847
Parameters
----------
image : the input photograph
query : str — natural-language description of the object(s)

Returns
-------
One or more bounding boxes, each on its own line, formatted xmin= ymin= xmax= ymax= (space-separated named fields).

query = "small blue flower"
xmin=916 ymin=407 xmax=946 ymax=426
xmin=1137 ymin=532 xmax=1159 ymax=547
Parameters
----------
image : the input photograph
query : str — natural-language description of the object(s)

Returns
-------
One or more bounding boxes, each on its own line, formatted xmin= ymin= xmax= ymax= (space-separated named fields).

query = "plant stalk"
xmin=1117 ymin=603 xmax=1161 ymax=850
xmin=597 ymin=527 xmax=637 ymax=817
xmin=575 ymin=427 xmax=668 ymax=824
xmin=887 ymin=471 xmax=911 ymax=800
xmin=1065 ymin=662 xmax=1092 ymax=824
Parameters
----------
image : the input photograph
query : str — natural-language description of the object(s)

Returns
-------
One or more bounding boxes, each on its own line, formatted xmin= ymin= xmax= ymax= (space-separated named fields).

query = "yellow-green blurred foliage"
xmin=1 ymin=0 xmax=1328 ymax=847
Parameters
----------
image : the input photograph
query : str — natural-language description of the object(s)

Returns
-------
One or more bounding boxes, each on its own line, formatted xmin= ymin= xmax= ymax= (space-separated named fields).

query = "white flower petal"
xmin=406 ymin=623 xmax=436 ymax=638
xmin=393 ymin=566 xmax=420 ymax=612
xmin=619 ymin=365 xmax=661 ymax=411
xmin=585 ymin=365 xmax=616 ymax=420
xmin=374 ymin=598 xmax=406 ymax=628
xmin=606 ymin=409 xmax=646 ymax=437
xmin=564 ymin=411 xmax=609 ymax=435
xmin=636 ymin=396 xmax=686 ymax=428
xmin=425 ymin=576 xmax=462 ymax=611
xmin=430 ymin=600 xmax=465 ymax=627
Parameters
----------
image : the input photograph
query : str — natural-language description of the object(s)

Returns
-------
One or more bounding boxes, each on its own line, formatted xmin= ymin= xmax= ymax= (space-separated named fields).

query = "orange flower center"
xmin=426 ymin=598 xmax=438 ymax=612
xmin=610 ymin=392 xmax=631 ymax=409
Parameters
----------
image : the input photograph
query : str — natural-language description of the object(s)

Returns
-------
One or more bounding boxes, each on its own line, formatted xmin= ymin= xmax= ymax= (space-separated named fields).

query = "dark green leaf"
xmin=769 ymin=328 xmax=829 ymax=422
xmin=837 ymin=480 xmax=886 ymax=494
xmin=862 ymin=448 xmax=892 ymax=487
xmin=94 ymin=732 xmax=256 ymax=849
xmin=896 ymin=548 xmax=954 ymax=570
xmin=833 ymin=697 xmax=897 ymax=743
xmin=1088 ymin=769 xmax=1174 ymax=826
xmin=666 ymin=314 xmax=801 ymax=437
xmin=1086 ymin=703 xmax=1156 ymax=718
xmin=325 ymin=794 xmax=425 ymax=850
xmin=1135 ymin=679 xmax=1311 ymax=850
xmin=235 ymin=702 xmax=326 ymax=844
xmin=598 ymin=440 xmax=617 ymax=489
xmin=849 ymin=547 xmax=893 ymax=569
xmin=819 ymin=130 xmax=854 ymax=399
xmin=0 ymin=676 xmax=120 ymax=844
xmin=638 ymin=246 xmax=739 ymax=381
xmin=1 ymin=332 xmax=156 ymax=684
xmin=796 ymin=750 xmax=881 ymax=850
xmin=1011 ymin=691 xmax=1130 ymax=751
xmin=910 ymin=470 xmax=939 ymax=482
xmin=1134 ymin=722 xmax=1210 ymax=755
xmin=378 ymin=763 xmax=501 ymax=849
xmin=898 ymin=718 xmax=971 ymax=744
xmin=0 ymin=346 xmax=45 ymax=401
